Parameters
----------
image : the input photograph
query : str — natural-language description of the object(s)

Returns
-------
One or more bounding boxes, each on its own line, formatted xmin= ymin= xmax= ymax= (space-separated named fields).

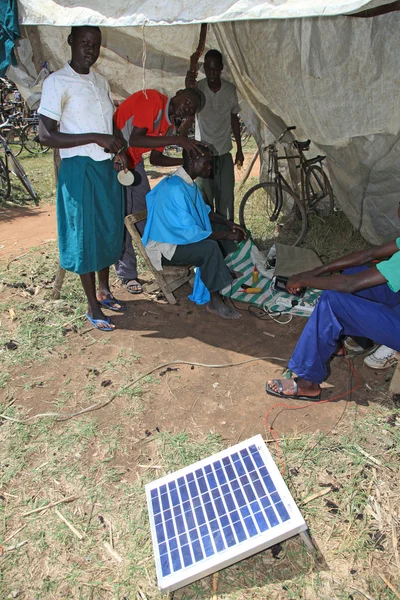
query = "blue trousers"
xmin=288 ymin=267 xmax=400 ymax=383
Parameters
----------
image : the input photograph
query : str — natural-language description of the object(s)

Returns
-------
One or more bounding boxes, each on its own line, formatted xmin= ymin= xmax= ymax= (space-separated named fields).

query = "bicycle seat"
xmin=294 ymin=139 xmax=311 ymax=151
xmin=305 ymin=155 xmax=326 ymax=166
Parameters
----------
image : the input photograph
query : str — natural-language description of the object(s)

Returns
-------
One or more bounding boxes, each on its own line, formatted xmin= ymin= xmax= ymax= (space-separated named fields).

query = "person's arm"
xmin=208 ymin=212 xmax=246 ymax=241
xmin=286 ymin=265 xmax=387 ymax=295
xmin=302 ymin=240 xmax=399 ymax=279
xmin=150 ymin=149 xmax=183 ymax=168
xmin=129 ymin=126 xmax=203 ymax=156
xmin=185 ymin=70 xmax=197 ymax=89
xmin=39 ymin=115 xmax=124 ymax=153
xmin=231 ymin=113 xmax=244 ymax=166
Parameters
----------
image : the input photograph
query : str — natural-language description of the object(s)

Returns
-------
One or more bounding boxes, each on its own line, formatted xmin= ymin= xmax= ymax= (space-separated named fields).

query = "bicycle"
xmin=0 ymin=123 xmax=38 ymax=204
xmin=0 ymin=109 xmax=50 ymax=157
xmin=239 ymin=126 xmax=334 ymax=249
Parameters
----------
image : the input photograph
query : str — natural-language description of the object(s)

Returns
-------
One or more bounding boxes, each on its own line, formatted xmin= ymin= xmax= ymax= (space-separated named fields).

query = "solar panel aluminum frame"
xmin=146 ymin=434 xmax=307 ymax=594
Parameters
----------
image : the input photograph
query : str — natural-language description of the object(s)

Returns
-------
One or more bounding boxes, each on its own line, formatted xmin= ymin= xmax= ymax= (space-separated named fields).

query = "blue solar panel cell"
xmin=182 ymin=544 xmax=193 ymax=567
xmin=161 ymin=554 xmax=171 ymax=577
xmin=168 ymin=537 xmax=178 ymax=551
xmin=244 ymin=515 xmax=258 ymax=537
xmin=232 ymin=519 xmax=247 ymax=542
xmin=170 ymin=488 xmax=180 ymax=506
xmin=195 ymin=506 xmax=206 ymax=526
xmin=175 ymin=514 xmax=185 ymax=534
xmin=185 ymin=511 xmax=196 ymax=531
xmin=254 ymin=511 xmax=269 ymax=532
xmin=188 ymin=479 xmax=199 ymax=498
xmin=152 ymin=496 xmax=161 ymax=515
xmin=253 ymin=478 xmax=266 ymax=498
xmin=224 ymin=463 xmax=236 ymax=481
xmin=275 ymin=502 xmax=290 ymax=522
xmin=206 ymin=471 xmax=217 ymax=489
xmin=171 ymin=549 xmax=181 ymax=571
xmin=212 ymin=529 xmax=225 ymax=552
xmin=264 ymin=506 xmax=279 ymax=527
xmin=203 ymin=534 xmax=214 ymax=557
xmin=243 ymin=484 xmax=256 ymax=503
xmin=223 ymin=525 xmax=236 ymax=547
xmin=161 ymin=493 xmax=170 ymax=510
xmin=215 ymin=467 xmax=227 ymax=485
xmin=234 ymin=488 xmax=246 ymax=507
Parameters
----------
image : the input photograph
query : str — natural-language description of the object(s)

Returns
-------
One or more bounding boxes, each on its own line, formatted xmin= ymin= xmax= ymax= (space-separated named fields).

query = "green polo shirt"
xmin=376 ymin=237 xmax=400 ymax=292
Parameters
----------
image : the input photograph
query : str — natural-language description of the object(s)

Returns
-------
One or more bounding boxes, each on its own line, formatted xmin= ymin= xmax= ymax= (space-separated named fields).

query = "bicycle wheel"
xmin=8 ymin=151 xmax=38 ymax=204
xmin=0 ymin=155 xmax=11 ymax=199
xmin=305 ymin=165 xmax=334 ymax=216
xmin=2 ymin=126 xmax=23 ymax=157
xmin=239 ymin=182 xmax=307 ymax=249
xmin=23 ymin=122 xmax=50 ymax=154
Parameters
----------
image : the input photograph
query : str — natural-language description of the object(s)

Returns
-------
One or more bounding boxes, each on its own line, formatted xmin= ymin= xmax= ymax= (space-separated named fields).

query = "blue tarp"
xmin=0 ymin=0 xmax=20 ymax=77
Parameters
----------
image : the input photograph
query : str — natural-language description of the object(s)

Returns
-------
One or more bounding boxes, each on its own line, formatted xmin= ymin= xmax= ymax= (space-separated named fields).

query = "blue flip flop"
xmin=98 ymin=297 xmax=126 ymax=312
xmin=86 ymin=312 xmax=115 ymax=331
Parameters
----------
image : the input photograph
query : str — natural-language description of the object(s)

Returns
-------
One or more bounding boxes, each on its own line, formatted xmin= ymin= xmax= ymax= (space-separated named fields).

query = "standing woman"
xmin=38 ymin=26 xmax=129 ymax=331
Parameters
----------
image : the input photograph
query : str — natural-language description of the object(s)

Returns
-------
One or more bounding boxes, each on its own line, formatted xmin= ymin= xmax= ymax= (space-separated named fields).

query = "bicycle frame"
xmin=264 ymin=126 xmax=327 ymax=218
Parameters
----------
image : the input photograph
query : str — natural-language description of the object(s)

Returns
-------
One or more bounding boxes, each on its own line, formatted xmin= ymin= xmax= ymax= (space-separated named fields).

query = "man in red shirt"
xmin=114 ymin=88 xmax=203 ymax=293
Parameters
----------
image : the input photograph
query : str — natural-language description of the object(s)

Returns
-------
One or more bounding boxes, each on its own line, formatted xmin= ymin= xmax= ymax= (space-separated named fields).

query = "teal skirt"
xmin=57 ymin=156 xmax=124 ymax=274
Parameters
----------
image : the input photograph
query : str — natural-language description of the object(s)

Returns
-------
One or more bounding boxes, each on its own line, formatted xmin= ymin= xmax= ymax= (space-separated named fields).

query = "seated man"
xmin=266 ymin=220 xmax=400 ymax=399
xmin=142 ymin=146 xmax=246 ymax=319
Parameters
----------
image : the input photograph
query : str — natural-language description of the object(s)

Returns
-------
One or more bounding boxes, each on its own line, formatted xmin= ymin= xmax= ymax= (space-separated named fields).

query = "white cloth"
xmin=145 ymin=167 xmax=194 ymax=270
xmin=38 ymin=62 xmax=114 ymax=161
xmin=195 ymin=78 xmax=240 ymax=156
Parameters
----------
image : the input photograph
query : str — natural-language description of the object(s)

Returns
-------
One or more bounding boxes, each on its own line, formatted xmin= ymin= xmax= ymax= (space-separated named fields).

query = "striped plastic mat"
xmin=220 ymin=238 xmax=321 ymax=317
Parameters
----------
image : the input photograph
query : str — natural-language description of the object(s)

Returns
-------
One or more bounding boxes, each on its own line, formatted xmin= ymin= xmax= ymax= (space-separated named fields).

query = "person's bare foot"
xmin=267 ymin=378 xmax=320 ymax=398
xmin=206 ymin=292 xmax=242 ymax=320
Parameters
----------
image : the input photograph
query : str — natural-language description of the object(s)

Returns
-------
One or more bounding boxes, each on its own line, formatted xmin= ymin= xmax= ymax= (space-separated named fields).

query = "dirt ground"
xmin=0 ymin=196 xmax=392 ymax=446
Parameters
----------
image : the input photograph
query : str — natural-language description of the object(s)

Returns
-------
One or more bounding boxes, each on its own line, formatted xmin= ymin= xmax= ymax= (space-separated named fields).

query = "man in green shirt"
xmin=266 ymin=232 xmax=400 ymax=399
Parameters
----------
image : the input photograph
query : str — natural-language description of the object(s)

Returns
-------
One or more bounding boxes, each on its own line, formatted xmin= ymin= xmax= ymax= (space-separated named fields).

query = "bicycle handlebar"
xmin=277 ymin=125 xmax=296 ymax=143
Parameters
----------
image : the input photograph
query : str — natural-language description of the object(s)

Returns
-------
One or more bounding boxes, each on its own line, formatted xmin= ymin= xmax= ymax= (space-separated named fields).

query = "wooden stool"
xmin=124 ymin=211 xmax=194 ymax=305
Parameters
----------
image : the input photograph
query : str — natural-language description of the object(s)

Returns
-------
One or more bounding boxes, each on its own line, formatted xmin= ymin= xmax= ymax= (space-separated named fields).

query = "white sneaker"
xmin=364 ymin=345 xmax=398 ymax=370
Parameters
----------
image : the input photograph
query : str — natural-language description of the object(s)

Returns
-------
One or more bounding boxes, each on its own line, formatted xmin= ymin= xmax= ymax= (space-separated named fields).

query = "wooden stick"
xmin=238 ymin=148 xmax=260 ymax=192
xmin=51 ymin=264 xmax=66 ymax=300
xmin=377 ymin=572 xmax=400 ymax=599
xmin=4 ymin=539 xmax=28 ymax=551
xmin=55 ymin=508 xmax=84 ymax=540
xmin=212 ymin=572 xmax=219 ymax=599
xmin=4 ymin=524 xmax=26 ymax=543
xmin=189 ymin=23 xmax=208 ymax=75
xmin=103 ymin=541 xmax=123 ymax=563
xmin=347 ymin=586 xmax=376 ymax=600
xmin=22 ymin=495 xmax=79 ymax=517
xmin=353 ymin=444 xmax=382 ymax=466
xmin=301 ymin=487 xmax=332 ymax=505
xmin=264 ymin=437 xmax=301 ymax=443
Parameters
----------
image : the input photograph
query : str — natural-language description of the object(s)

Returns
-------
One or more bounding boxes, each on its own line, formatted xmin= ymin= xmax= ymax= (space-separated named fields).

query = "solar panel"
xmin=146 ymin=435 xmax=308 ymax=593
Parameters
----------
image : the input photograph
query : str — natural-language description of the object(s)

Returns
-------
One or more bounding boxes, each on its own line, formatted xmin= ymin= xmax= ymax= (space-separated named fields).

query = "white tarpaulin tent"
xmin=9 ymin=0 xmax=400 ymax=243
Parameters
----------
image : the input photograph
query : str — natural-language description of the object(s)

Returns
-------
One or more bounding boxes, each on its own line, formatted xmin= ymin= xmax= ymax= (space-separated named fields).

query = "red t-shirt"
xmin=114 ymin=89 xmax=173 ymax=168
